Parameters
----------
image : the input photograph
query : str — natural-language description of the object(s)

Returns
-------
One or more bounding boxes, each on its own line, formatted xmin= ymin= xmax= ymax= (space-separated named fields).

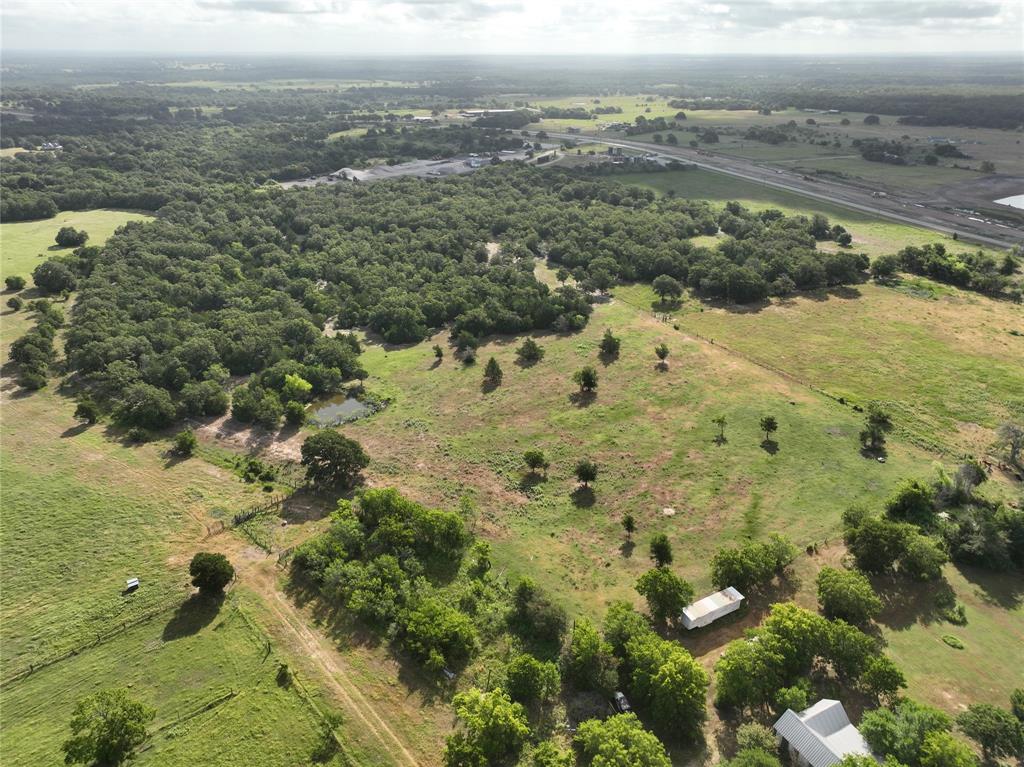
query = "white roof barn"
xmin=774 ymin=699 xmax=874 ymax=767
xmin=680 ymin=586 xmax=743 ymax=629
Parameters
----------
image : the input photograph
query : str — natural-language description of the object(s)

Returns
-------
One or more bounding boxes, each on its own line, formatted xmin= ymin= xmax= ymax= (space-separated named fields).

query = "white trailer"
xmin=681 ymin=587 xmax=744 ymax=629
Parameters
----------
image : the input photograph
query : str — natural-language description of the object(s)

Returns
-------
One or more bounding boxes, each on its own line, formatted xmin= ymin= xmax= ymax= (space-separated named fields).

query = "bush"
xmin=775 ymin=683 xmax=810 ymax=713
xmin=7 ymin=296 xmax=24 ymax=311
xmin=189 ymin=552 xmax=234 ymax=595
xmin=737 ymin=722 xmax=779 ymax=754
xmin=886 ymin=479 xmax=936 ymax=528
xmin=74 ymin=398 xmax=100 ymax=424
xmin=516 ymin=338 xmax=545 ymax=363
xmin=505 ymin=654 xmax=560 ymax=706
xmin=173 ymin=429 xmax=198 ymax=456
xmin=284 ymin=400 xmax=307 ymax=426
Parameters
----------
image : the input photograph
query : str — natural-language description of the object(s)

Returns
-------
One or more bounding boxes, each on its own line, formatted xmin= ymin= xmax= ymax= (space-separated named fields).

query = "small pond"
xmin=308 ymin=394 xmax=374 ymax=426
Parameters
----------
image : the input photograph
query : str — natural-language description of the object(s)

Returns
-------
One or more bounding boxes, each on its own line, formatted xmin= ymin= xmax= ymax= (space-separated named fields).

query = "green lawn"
xmin=0 ymin=601 xmax=338 ymax=767
xmin=0 ymin=209 xmax=152 ymax=282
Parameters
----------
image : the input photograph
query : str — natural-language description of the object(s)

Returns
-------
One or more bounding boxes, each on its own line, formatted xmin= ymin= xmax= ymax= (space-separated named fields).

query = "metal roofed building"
xmin=680 ymin=586 xmax=744 ymax=629
xmin=773 ymin=699 xmax=875 ymax=767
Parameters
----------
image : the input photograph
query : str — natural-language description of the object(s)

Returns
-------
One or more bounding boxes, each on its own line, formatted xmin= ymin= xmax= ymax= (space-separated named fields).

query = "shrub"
xmin=5 ymin=275 xmax=26 ymax=291
xmin=173 ymin=429 xmax=198 ymax=456
xmin=7 ymin=296 xmax=24 ymax=311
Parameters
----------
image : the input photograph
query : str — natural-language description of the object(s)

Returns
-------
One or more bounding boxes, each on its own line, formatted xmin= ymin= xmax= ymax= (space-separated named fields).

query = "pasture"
xmin=1 ymin=599 xmax=337 ymax=767
xmin=0 ymin=209 xmax=153 ymax=283
xmin=344 ymin=272 xmax=931 ymax=617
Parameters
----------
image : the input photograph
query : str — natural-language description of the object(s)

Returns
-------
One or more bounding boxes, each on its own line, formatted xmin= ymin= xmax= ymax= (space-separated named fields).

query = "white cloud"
xmin=1 ymin=0 xmax=1021 ymax=53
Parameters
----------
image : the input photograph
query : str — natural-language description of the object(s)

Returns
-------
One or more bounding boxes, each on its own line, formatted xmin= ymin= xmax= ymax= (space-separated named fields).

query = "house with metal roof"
xmin=773 ymin=699 xmax=875 ymax=767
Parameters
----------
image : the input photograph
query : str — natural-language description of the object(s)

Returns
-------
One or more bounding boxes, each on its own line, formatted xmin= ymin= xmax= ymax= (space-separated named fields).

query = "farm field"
xmin=0 ymin=209 xmax=153 ymax=283
xmin=618 ymin=169 xmax=998 ymax=258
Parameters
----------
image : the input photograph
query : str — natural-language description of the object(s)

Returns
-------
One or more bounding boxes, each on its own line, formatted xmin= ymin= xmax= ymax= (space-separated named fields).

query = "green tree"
xmin=886 ymin=480 xmax=936 ymax=528
xmin=622 ymin=512 xmax=636 ymax=539
xmin=636 ymin=567 xmax=694 ymax=625
xmin=74 ymin=397 xmax=100 ymax=424
xmin=654 ymin=343 xmax=669 ymax=368
xmin=775 ymin=683 xmax=809 ymax=713
xmin=505 ymin=654 xmax=560 ymax=706
xmin=575 ymin=713 xmax=671 ymax=767
xmin=523 ymin=449 xmax=549 ymax=475
xmin=760 ymin=415 xmax=778 ymax=443
xmin=649 ymin=534 xmax=673 ymax=567
xmin=860 ymin=655 xmax=907 ymax=704
xmin=573 ymin=366 xmax=598 ymax=392
xmin=300 ymin=431 xmax=369 ymax=489
xmin=714 ymin=635 xmax=786 ymax=709
xmin=445 ymin=687 xmax=529 ymax=766
xmin=483 ymin=356 xmax=503 ymax=386
xmin=599 ymin=328 xmax=620 ymax=357
xmin=845 ymin=515 xmax=912 ymax=574
xmin=713 ymin=415 xmax=727 ymax=441
xmin=652 ymin=274 xmax=683 ymax=304
xmin=648 ymin=649 xmax=709 ymax=734
xmin=860 ymin=698 xmax=952 ymax=766
xmin=189 ymin=552 xmax=234 ymax=595
xmin=574 ymin=458 xmax=598 ymax=487
xmin=7 ymin=296 xmax=23 ymax=311
xmin=724 ymin=750 xmax=783 ymax=767
xmin=55 ymin=226 xmax=89 ymax=247
xmin=115 ymin=383 xmax=176 ymax=431
xmin=516 ymin=337 xmax=545 ymax=363
xmin=920 ymin=732 xmax=978 ymax=767
xmin=816 ymin=566 xmax=882 ymax=624
xmin=284 ymin=400 xmax=307 ymax=426
xmin=564 ymin=618 xmax=618 ymax=694
xmin=62 ymin=688 xmax=155 ymax=767
xmin=900 ymin=535 xmax=946 ymax=581
xmin=956 ymin=703 xmax=1023 ymax=762
xmin=173 ymin=428 xmax=198 ymax=456
xmin=281 ymin=372 xmax=313 ymax=403
xmin=32 ymin=259 xmax=77 ymax=294
xmin=1011 ymin=688 xmax=1024 ymax=722
xmin=433 ymin=344 xmax=444 ymax=359
xmin=5 ymin=275 xmax=26 ymax=291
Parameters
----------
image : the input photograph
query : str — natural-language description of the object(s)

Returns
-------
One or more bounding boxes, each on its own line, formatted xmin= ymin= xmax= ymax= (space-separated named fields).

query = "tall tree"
xmin=62 ymin=689 xmax=155 ymax=767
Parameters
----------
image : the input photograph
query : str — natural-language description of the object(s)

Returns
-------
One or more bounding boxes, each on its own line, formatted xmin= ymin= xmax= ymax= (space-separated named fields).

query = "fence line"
xmin=0 ymin=591 xmax=188 ymax=688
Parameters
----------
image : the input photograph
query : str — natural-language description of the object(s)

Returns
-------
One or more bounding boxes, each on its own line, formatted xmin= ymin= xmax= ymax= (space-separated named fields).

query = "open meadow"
xmin=0 ymin=209 xmax=153 ymax=283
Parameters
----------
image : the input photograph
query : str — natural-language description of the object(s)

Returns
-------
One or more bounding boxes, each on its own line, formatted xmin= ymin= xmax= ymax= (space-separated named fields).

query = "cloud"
xmin=195 ymin=0 xmax=344 ymax=12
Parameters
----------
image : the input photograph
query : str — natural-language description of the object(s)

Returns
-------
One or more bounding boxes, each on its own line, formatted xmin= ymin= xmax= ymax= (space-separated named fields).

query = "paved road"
xmin=540 ymin=131 xmax=1023 ymax=249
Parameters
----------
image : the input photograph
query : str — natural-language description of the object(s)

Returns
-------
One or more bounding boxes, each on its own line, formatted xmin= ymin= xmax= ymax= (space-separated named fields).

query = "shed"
xmin=774 ymin=699 xmax=874 ymax=767
xmin=680 ymin=587 xmax=743 ymax=629
xmin=125 ymin=577 xmax=140 ymax=591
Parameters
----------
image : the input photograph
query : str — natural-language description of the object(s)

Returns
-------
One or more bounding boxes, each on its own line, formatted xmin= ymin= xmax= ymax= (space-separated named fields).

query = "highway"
xmin=538 ymin=131 xmax=1023 ymax=249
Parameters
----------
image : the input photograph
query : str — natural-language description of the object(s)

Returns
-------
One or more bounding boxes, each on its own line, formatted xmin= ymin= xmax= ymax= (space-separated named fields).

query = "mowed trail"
xmin=236 ymin=554 xmax=422 ymax=767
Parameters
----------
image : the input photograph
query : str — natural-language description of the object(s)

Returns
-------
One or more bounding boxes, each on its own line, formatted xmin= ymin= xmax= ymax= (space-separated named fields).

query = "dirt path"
xmin=240 ymin=559 xmax=422 ymax=767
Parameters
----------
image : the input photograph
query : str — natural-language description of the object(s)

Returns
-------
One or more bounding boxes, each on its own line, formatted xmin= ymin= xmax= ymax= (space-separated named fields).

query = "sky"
xmin=2 ymin=0 xmax=1022 ymax=56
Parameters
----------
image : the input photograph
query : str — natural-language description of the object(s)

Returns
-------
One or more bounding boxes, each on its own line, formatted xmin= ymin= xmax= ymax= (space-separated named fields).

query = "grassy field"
xmin=614 ymin=279 xmax=1024 ymax=458
xmin=344 ymin=273 xmax=932 ymax=615
xmin=331 ymin=260 xmax=1022 ymax=721
xmin=0 ymin=209 xmax=153 ymax=283
xmin=618 ymin=169 xmax=994 ymax=258
xmin=1 ymin=601 xmax=336 ymax=767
